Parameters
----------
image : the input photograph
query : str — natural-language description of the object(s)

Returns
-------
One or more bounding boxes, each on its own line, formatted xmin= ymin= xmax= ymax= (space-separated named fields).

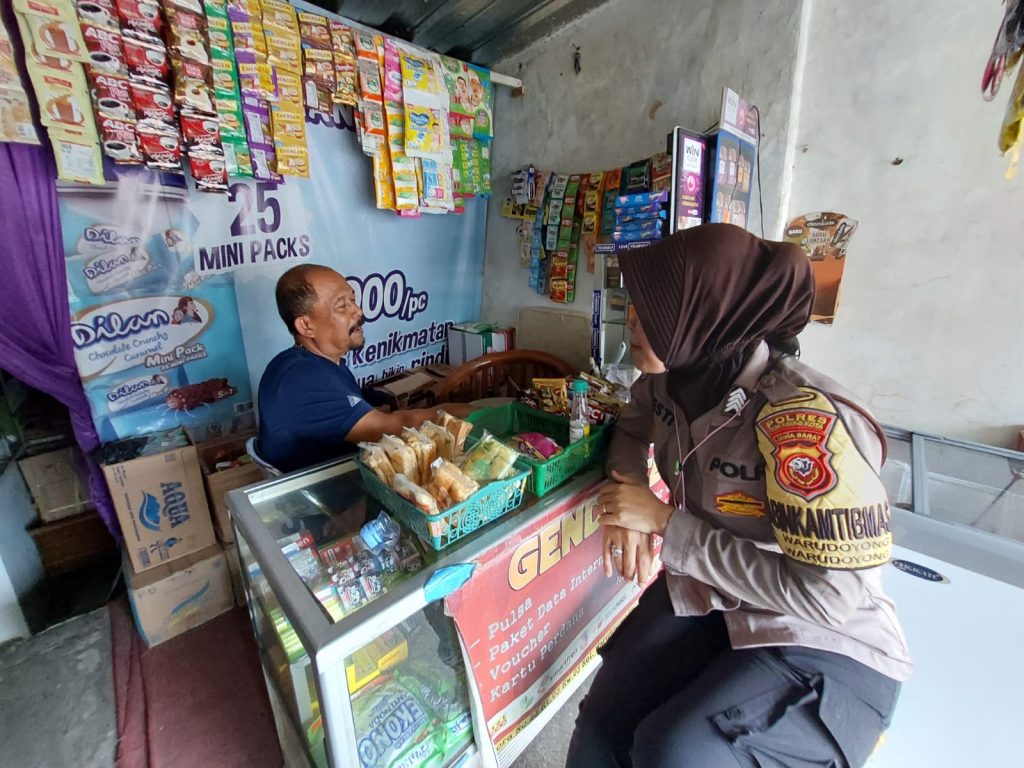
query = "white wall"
xmin=789 ymin=0 xmax=1024 ymax=446
xmin=482 ymin=0 xmax=805 ymax=327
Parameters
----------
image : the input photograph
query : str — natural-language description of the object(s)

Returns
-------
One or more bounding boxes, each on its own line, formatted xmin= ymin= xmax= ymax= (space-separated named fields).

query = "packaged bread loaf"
xmin=437 ymin=410 xmax=472 ymax=454
xmin=393 ymin=473 xmax=439 ymax=516
xmin=427 ymin=458 xmax=479 ymax=507
xmin=380 ymin=434 xmax=417 ymax=479
xmin=420 ymin=420 xmax=455 ymax=461
xmin=401 ymin=427 xmax=437 ymax=485
xmin=358 ymin=442 xmax=395 ymax=487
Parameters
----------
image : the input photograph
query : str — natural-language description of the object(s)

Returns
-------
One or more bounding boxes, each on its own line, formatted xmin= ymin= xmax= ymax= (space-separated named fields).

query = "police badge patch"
xmin=755 ymin=408 xmax=839 ymax=501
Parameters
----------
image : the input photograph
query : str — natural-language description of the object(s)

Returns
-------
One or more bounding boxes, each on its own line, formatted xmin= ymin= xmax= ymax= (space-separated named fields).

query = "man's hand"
xmin=597 ymin=470 xmax=673 ymax=536
xmin=437 ymin=402 xmax=475 ymax=419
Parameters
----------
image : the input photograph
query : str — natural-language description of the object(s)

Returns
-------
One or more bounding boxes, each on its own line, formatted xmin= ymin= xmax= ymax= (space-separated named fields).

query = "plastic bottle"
xmin=569 ymin=379 xmax=591 ymax=444
xmin=359 ymin=511 xmax=401 ymax=554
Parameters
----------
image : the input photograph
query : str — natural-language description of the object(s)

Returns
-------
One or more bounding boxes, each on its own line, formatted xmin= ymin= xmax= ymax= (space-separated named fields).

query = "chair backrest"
xmin=434 ymin=349 xmax=575 ymax=403
xmin=246 ymin=436 xmax=282 ymax=479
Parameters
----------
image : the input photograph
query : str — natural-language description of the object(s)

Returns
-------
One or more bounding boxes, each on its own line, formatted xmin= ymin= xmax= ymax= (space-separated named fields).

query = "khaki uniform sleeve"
xmin=605 ymin=374 xmax=655 ymax=484
xmin=659 ymin=387 xmax=891 ymax=627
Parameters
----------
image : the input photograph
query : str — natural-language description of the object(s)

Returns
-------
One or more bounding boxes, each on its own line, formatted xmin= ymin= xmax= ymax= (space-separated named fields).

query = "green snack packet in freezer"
xmin=394 ymin=663 xmax=474 ymax=760
xmin=352 ymin=675 xmax=445 ymax=768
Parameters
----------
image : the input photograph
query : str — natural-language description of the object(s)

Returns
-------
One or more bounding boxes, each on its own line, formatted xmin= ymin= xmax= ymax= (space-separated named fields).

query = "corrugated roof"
xmin=305 ymin=0 xmax=613 ymax=65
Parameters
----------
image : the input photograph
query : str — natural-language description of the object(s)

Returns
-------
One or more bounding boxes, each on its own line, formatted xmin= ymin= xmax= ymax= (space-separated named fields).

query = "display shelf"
xmin=230 ymin=457 xmax=605 ymax=767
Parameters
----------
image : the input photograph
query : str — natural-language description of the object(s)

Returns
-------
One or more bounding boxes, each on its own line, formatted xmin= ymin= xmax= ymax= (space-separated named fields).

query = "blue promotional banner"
xmin=60 ymin=106 xmax=486 ymax=440
xmin=230 ymin=108 xmax=486 ymax=401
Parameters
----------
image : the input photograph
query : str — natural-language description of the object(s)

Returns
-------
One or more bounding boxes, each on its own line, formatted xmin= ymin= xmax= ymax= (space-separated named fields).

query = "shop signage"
xmin=445 ymin=482 xmax=645 ymax=761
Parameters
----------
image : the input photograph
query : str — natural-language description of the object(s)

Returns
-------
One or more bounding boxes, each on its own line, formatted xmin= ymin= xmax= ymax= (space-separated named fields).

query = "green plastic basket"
xmin=356 ymin=459 xmax=529 ymax=551
xmin=467 ymin=403 xmax=608 ymax=497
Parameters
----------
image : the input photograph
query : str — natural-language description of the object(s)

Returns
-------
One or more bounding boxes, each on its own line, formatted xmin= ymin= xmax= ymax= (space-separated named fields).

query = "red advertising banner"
xmin=445 ymin=480 xmax=645 ymax=757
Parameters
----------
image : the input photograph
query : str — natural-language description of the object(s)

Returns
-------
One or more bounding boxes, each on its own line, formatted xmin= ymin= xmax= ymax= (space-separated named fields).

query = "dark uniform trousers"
xmin=565 ymin=575 xmax=901 ymax=768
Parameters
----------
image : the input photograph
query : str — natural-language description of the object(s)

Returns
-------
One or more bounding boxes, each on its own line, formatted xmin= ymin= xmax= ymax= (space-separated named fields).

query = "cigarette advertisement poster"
xmin=783 ymin=212 xmax=858 ymax=324
xmin=445 ymin=482 xmax=645 ymax=764
xmin=708 ymin=87 xmax=757 ymax=229
xmin=58 ymin=105 xmax=486 ymax=441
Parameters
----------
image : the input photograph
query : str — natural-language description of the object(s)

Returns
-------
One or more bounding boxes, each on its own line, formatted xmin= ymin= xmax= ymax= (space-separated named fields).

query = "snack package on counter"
xmin=533 ymin=377 xmax=568 ymax=415
xmin=427 ymin=457 xmax=479 ymax=509
xmin=435 ymin=410 xmax=471 ymax=454
xmin=419 ymin=420 xmax=455 ymax=462
xmin=351 ymin=675 xmax=445 ymax=768
xmin=359 ymin=441 xmax=396 ymax=487
xmin=509 ymin=432 xmax=562 ymax=461
xmin=380 ymin=434 xmax=417 ymax=479
xmin=614 ymin=189 xmax=668 ymax=210
xmin=346 ymin=626 xmax=409 ymax=693
xmin=393 ymin=473 xmax=440 ymax=516
xmin=281 ymin=537 xmax=324 ymax=584
xmin=401 ymin=428 xmax=437 ymax=486
xmin=460 ymin=433 xmax=520 ymax=483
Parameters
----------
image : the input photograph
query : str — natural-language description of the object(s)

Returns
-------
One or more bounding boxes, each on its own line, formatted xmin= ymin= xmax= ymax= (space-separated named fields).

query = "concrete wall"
xmin=482 ymin=0 xmax=805 ymax=328
xmin=790 ymin=0 xmax=1023 ymax=446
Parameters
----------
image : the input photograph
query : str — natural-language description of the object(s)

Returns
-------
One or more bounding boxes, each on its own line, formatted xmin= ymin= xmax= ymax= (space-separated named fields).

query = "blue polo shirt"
xmin=257 ymin=346 xmax=373 ymax=473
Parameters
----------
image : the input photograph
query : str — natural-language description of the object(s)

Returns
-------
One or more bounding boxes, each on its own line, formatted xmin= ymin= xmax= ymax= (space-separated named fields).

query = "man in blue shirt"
xmin=257 ymin=264 xmax=470 ymax=473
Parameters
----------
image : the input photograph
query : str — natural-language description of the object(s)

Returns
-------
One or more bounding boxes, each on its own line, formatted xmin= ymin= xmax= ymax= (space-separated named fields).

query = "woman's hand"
xmin=602 ymin=524 xmax=656 ymax=583
xmin=598 ymin=470 xmax=673 ymax=536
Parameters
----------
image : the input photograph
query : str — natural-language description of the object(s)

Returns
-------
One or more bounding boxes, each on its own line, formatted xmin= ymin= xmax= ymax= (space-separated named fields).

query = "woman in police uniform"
xmin=566 ymin=224 xmax=911 ymax=768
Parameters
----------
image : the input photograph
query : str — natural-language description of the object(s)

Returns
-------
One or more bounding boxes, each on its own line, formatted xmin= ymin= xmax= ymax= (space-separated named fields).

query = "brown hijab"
xmin=618 ymin=223 xmax=814 ymax=420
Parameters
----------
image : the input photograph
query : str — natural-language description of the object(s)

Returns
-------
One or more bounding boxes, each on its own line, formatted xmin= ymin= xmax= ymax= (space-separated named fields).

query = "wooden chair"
xmin=433 ymin=350 xmax=575 ymax=403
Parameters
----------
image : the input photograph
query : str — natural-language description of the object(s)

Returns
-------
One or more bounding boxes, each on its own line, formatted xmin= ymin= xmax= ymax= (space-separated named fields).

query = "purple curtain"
xmin=0 ymin=141 xmax=118 ymax=537
xmin=0 ymin=3 xmax=117 ymax=536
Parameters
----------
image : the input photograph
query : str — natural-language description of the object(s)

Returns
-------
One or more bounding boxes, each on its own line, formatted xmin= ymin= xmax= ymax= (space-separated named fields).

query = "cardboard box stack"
xmin=98 ymin=429 xmax=216 ymax=574
xmin=123 ymin=545 xmax=234 ymax=646
xmin=367 ymin=364 xmax=452 ymax=411
xmin=195 ymin=431 xmax=263 ymax=543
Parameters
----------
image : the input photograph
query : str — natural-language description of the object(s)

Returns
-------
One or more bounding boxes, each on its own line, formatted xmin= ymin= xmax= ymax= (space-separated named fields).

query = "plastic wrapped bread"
xmin=359 ymin=442 xmax=396 ymax=487
xmin=393 ymin=473 xmax=439 ymax=516
xmin=426 ymin=458 xmax=479 ymax=509
xmin=459 ymin=434 xmax=520 ymax=483
xmin=420 ymin=420 xmax=455 ymax=462
xmin=401 ymin=427 xmax=437 ymax=485
xmin=437 ymin=410 xmax=473 ymax=454
xmin=380 ymin=434 xmax=417 ymax=479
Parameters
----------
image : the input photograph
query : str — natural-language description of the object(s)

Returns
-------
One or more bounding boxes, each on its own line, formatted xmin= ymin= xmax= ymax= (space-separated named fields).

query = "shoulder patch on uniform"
xmin=755 ymin=387 xmax=892 ymax=570
xmin=348 ymin=395 xmax=363 ymax=407
xmin=715 ymin=491 xmax=766 ymax=517
xmin=756 ymin=403 xmax=838 ymax=501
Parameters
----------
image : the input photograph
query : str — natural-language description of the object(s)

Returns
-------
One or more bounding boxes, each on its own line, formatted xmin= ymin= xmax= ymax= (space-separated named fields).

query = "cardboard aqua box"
xmin=98 ymin=428 xmax=216 ymax=573
xmin=124 ymin=544 xmax=233 ymax=646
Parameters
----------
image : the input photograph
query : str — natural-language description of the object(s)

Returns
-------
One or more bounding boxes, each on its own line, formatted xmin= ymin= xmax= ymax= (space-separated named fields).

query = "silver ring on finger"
xmin=610 ymin=545 xmax=623 ymax=557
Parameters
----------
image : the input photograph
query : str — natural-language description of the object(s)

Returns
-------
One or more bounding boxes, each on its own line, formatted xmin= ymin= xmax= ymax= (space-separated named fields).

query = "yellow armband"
xmin=755 ymin=388 xmax=891 ymax=570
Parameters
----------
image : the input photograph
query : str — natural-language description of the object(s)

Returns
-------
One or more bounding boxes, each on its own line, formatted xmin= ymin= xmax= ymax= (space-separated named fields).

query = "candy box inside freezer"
xmin=98 ymin=428 xmax=215 ymax=572
xmin=124 ymin=544 xmax=233 ymax=646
